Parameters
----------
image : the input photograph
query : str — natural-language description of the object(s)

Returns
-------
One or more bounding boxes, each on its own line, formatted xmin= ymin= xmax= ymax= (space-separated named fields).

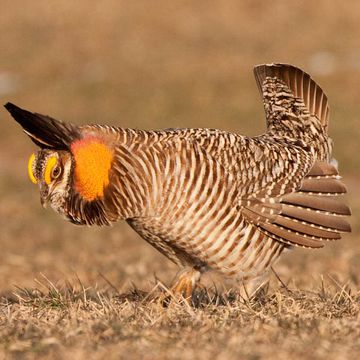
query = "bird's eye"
xmin=51 ymin=165 xmax=62 ymax=179
xmin=44 ymin=156 xmax=58 ymax=185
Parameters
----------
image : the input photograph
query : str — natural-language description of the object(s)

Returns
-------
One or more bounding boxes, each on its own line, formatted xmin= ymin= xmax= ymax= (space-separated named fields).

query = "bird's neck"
xmin=102 ymin=128 xmax=166 ymax=221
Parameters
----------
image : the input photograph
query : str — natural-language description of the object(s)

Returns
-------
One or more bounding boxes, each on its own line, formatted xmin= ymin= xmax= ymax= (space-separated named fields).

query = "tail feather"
xmin=4 ymin=102 xmax=79 ymax=150
xmin=254 ymin=63 xmax=330 ymax=132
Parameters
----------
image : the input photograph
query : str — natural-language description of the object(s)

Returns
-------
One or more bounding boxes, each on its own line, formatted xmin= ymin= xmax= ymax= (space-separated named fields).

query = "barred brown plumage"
xmin=5 ymin=63 xmax=351 ymax=299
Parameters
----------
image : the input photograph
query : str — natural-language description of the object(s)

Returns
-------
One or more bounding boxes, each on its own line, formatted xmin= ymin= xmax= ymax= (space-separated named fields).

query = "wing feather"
xmin=241 ymin=161 xmax=351 ymax=248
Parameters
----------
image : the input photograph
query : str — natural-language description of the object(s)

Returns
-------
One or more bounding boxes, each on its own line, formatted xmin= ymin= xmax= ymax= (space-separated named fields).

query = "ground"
xmin=0 ymin=1 xmax=359 ymax=359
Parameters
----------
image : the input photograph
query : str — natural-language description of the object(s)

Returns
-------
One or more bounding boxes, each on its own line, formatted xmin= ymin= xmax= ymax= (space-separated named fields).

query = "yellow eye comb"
xmin=27 ymin=153 xmax=37 ymax=184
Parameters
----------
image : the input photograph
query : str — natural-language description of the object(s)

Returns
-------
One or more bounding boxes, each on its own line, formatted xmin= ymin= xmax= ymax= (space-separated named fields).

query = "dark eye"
xmin=51 ymin=165 xmax=62 ymax=179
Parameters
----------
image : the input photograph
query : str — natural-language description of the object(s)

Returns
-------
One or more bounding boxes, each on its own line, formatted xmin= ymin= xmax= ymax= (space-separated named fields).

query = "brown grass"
xmin=0 ymin=1 xmax=359 ymax=359
xmin=1 ymin=277 xmax=360 ymax=360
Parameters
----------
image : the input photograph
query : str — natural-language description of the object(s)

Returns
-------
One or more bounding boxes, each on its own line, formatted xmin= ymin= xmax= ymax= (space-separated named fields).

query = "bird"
xmin=5 ymin=63 xmax=351 ymax=299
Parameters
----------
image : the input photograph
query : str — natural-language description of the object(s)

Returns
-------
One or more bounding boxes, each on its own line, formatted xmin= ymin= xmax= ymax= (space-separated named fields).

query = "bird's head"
xmin=5 ymin=102 xmax=114 ymax=225
xmin=27 ymin=149 xmax=73 ymax=212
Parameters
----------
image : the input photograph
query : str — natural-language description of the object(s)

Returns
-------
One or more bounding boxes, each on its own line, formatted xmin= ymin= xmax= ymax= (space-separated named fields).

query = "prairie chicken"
xmin=5 ymin=63 xmax=351 ymax=298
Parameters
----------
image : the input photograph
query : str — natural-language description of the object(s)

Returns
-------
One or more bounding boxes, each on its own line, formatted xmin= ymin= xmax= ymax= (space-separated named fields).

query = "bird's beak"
xmin=39 ymin=183 xmax=50 ymax=209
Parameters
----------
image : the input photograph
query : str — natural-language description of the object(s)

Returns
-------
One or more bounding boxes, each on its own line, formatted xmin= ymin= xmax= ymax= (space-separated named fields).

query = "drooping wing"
xmin=240 ymin=160 xmax=351 ymax=248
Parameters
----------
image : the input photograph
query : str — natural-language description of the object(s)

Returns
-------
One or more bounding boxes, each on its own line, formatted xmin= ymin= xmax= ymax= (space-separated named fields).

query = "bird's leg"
xmin=169 ymin=267 xmax=201 ymax=300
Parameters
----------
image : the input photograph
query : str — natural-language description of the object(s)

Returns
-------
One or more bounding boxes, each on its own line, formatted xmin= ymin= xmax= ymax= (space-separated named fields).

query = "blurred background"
xmin=0 ymin=0 xmax=359 ymax=293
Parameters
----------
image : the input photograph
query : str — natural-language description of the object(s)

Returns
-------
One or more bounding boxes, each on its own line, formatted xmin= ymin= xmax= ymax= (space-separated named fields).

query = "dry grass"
xmin=1 ymin=277 xmax=360 ymax=360
xmin=0 ymin=1 xmax=359 ymax=359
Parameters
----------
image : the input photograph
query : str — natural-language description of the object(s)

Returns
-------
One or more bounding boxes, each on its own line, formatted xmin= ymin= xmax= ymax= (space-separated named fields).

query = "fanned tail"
xmin=253 ymin=63 xmax=332 ymax=161
xmin=254 ymin=63 xmax=329 ymax=131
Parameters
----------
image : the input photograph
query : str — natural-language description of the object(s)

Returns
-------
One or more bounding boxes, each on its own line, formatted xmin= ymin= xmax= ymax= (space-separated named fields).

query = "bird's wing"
xmin=239 ymin=160 xmax=351 ymax=248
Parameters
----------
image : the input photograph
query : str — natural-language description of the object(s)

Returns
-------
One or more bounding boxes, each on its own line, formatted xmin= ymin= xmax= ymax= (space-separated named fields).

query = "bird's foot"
xmin=160 ymin=267 xmax=201 ymax=305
